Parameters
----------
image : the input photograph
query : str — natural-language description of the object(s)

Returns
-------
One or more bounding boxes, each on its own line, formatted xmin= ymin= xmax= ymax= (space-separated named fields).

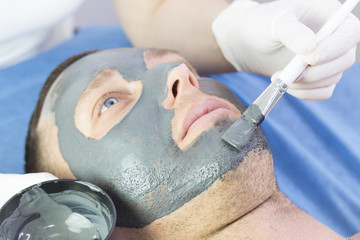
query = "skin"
xmin=112 ymin=0 xmax=235 ymax=75
xmin=35 ymin=49 xmax=354 ymax=239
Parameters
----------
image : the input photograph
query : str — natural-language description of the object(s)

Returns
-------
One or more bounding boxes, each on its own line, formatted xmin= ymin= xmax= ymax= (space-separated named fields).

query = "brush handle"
xmin=253 ymin=78 xmax=288 ymax=118
xmin=279 ymin=0 xmax=360 ymax=86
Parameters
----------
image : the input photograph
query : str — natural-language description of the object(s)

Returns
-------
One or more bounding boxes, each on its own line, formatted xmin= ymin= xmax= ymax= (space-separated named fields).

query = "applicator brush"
xmin=221 ymin=0 xmax=360 ymax=150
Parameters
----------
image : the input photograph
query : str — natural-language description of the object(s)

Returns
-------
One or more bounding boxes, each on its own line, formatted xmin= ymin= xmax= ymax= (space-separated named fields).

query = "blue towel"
xmin=0 ymin=25 xmax=359 ymax=236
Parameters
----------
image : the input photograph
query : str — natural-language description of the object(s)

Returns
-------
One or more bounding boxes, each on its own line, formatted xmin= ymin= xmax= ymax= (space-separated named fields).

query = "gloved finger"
xmin=287 ymin=84 xmax=336 ymax=101
xmin=270 ymin=71 xmax=283 ymax=82
xmin=290 ymin=73 xmax=342 ymax=90
xmin=297 ymin=47 xmax=356 ymax=83
xmin=300 ymin=0 xmax=341 ymax=30
xmin=273 ymin=14 xmax=316 ymax=55
xmin=305 ymin=15 xmax=360 ymax=65
xmin=270 ymin=48 xmax=349 ymax=85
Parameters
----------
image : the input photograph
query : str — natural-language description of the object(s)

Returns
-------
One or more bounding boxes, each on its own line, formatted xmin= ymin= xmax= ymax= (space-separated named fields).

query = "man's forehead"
xmin=51 ymin=48 xmax=197 ymax=103
xmin=56 ymin=48 xmax=192 ymax=86
xmin=67 ymin=48 xmax=148 ymax=81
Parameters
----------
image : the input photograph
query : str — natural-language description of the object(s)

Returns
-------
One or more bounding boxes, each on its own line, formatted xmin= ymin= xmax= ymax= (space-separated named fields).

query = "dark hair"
xmin=25 ymin=50 xmax=98 ymax=173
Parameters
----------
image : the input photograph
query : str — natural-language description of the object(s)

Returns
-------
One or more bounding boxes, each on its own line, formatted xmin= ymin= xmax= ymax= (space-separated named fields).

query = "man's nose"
xmin=162 ymin=63 xmax=200 ymax=109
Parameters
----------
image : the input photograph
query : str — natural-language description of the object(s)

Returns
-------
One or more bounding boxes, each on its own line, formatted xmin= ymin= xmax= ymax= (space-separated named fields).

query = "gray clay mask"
xmin=47 ymin=48 xmax=268 ymax=227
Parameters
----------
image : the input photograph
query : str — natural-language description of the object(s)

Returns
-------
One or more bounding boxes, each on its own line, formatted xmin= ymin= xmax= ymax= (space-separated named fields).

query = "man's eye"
xmin=101 ymin=97 xmax=120 ymax=113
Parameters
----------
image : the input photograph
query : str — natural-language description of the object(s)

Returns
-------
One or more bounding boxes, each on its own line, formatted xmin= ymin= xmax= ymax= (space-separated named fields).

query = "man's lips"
xmin=181 ymin=98 xmax=238 ymax=141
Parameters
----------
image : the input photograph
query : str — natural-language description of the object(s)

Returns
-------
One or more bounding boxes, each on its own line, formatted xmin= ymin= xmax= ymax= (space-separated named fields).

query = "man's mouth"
xmin=179 ymin=98 xmax=240 ymax=149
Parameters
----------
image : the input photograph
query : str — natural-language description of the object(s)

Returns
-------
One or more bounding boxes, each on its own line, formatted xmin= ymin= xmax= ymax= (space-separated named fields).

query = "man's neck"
xmin=210 ymin=189 xmax=345 ymax=240
xmin=110 ymin=190 xmax=346 ymax=240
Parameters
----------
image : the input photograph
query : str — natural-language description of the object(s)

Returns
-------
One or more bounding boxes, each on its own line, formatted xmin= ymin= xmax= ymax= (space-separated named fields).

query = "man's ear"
xmin=37 ymin=116 xmax=76 ymax=179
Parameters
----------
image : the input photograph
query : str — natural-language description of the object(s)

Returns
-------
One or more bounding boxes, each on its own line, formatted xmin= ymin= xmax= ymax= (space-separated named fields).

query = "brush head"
xmin=222 ymin=104 xmax=264 ymax=151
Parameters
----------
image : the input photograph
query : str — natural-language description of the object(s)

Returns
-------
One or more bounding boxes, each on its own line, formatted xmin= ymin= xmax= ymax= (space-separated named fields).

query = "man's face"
xmin=41 ymin=48 xmax=272 ymax=227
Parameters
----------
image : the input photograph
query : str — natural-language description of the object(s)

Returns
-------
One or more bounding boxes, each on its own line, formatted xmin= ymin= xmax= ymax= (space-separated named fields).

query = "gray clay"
xmin=0 ymin=186 xmax=111 ymax=240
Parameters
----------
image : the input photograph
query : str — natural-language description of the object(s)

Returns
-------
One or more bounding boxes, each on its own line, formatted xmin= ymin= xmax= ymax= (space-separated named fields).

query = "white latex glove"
xmin=0 ymin=173 xmax=58 ymax=208
xmin=212 ymin=0 xmax=360 ymax=100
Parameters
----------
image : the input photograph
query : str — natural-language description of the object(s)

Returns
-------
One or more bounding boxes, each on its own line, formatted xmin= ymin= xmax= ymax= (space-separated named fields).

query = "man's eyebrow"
xmin=79 ymin=69 xmax=117 ymax=100
xmin=143 ymin=49 xmax=200 ymax=78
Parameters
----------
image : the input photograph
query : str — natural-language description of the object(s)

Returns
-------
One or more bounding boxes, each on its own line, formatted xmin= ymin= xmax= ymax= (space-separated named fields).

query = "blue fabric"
xmin=0 ymin=25 xmax=359 ymax=236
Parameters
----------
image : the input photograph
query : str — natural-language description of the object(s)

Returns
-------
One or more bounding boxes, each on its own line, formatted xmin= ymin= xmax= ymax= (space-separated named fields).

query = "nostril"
xmin=189 ymin=76 xmax=197 ymax=87
xmin=172 ymin=79 xmax=179 ymax=98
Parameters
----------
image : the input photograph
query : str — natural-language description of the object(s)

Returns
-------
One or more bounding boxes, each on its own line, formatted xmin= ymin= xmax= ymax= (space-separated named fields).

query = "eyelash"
xmin=95 ymin=92 xmax=126 ymax=116
xmin=101 ymin=97 xmax=119 ymax=113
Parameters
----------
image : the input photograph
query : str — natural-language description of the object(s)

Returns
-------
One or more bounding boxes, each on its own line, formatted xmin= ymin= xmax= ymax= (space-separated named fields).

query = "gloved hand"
xmin=0 ymin=173 xmax=57 ymax=208
xmin=212 ymin=0 xmax=360 ymax=100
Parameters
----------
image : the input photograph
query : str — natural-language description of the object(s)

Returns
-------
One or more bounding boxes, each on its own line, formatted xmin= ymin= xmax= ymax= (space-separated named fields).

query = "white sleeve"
xmin=0 ymin=0 xmax=84 ymax=42
xmin=0 ymin=0 xmax=84 ymax=68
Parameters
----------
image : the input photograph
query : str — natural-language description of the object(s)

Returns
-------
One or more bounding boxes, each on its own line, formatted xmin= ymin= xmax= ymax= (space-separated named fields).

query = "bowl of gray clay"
xmin=0 ymin=179 xmax=116 ymax=240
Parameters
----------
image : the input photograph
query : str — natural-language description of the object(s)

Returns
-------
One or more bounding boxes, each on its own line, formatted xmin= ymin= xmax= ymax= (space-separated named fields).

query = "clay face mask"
xmin=45 ymin=48 xmax=268 ymax=227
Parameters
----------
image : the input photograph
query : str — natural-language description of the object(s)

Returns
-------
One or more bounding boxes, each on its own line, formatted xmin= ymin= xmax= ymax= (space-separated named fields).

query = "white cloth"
xmin=0 ymin=0 xmax=84 ymax=69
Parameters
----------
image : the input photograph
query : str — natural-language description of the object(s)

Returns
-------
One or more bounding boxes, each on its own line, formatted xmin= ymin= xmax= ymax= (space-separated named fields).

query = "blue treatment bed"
xmin=0 ymin=25 xmax=359 ymax=237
